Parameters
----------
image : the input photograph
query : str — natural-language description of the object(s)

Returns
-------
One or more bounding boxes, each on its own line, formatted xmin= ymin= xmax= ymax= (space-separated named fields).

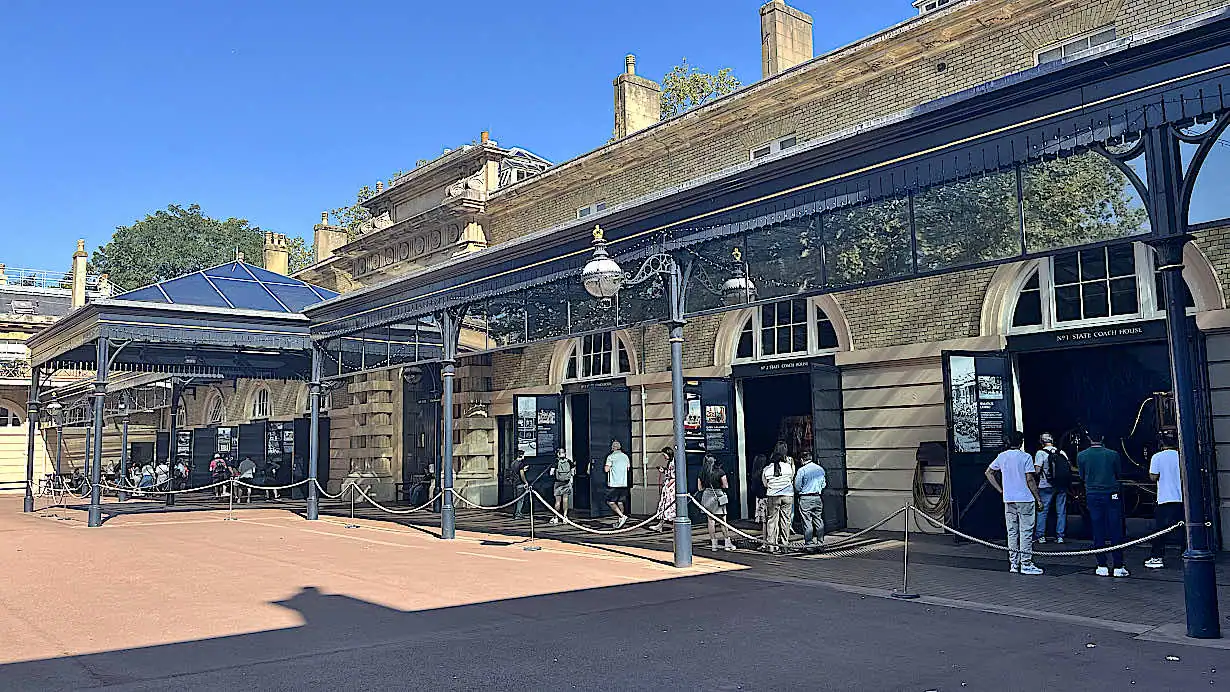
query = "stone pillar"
xmin=71 ymin=240 xmax=88 ymax=309
xmin=613 ymin=54 xmax=661 ymax=139
xmin=263 ymin=232 xmax=289 ymax=275
xmin=760 ymin=1 xmax=813 ymax=79
xmin=313 ymin=212 xmax=349 ymax=264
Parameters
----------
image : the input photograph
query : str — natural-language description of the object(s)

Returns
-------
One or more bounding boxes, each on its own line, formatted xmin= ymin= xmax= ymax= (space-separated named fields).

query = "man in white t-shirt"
xmin=1146 ymin=432 xmax=1184 ymax=569
xmin=985 ymin=431 xmax=1044 ymax=575
xmin=604 ymin=440 xmax=632 ymax=528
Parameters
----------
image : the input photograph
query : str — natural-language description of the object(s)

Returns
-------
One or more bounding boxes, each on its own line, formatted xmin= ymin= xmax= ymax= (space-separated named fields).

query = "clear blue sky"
xmin=0 ymin=1 xmax=912 ymax=271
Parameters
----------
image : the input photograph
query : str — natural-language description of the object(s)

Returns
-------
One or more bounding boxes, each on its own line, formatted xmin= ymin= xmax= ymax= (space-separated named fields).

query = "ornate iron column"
xmin=23 ymin=366 xmax=40 ymax=513
xmin=307 ymin=345 xmax=322 ymax=521
xmin=165 ymin=382 xmax=181 ymax=507
xmin=666 ymin=265 xmax=692 ymax=568
xmin=87 ymin=338 xmax=109 ymax=528
xmin=118 ymin=393 xmax=130 ymax=502
xmin=1144 ymin=120 xmax=1223 ymax=639
xmin=439 ymin=309 xmax=460 ymax=540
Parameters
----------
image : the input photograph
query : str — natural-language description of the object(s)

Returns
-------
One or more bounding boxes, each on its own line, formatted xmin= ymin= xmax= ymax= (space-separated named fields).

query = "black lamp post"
xmin=582 ymin=225 xmax=693 ymax=568
xmin=45 ymin=399 xmax=63 ymax=478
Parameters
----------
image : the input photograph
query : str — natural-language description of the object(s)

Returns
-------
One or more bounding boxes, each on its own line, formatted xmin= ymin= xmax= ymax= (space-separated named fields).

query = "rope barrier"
xmin=687 ymin=495 xmax=909 ymax=552
xmin=530 ymin=490 xmax=661 ymax=535
xmin=312 ymin=479 xmax=355 ymax=500
xmin=232 ymin=479 xmax=311 ymax=492
xmin=911 ymin=509 xmax=1184 ymax=557
xmin=351 ymin=483 xmax=442 ymax=515
xmin=97 ymin=478 xmax=237 ymax=496
xmin=450 ymin=488 xmax=532 ymax=511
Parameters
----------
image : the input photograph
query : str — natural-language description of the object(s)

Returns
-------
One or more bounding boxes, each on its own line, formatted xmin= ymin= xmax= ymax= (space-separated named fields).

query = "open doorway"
xmin=567 ymin=393 xmax=592 ymax=513
xmin=1017 ymin=340 xmax=1173 ymax=534
xmin=738 ymin=373 xmax=812 ymax=516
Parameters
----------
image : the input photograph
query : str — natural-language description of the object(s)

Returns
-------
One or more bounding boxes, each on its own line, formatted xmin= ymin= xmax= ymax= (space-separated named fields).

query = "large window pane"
xmin=823 ymin=197 xmax=912 ymax=286
xmin=617 ymin=275 xmax=669 ymax=326
xmin=525 ymin=284 xmax=569 ymax=342
xmin=744 ymin=216 xmax=824 ymax=299
xmin=1023 ymin=151 xmax=1150 ymax=253
xmin=1055 ymin=285 xmax=1081 ymax=322
xmin=913 ymin=170 xmax=1020 ymax=272
xmin=565 ymin=281 xmax=617 ymax=335
xmin=483 ymin=297 xmax=527 ymax=348
xmin=1081 ymin=282 xmax=1109 ymax=318
xmin=685 ymin=235 xmax=747 ymax=312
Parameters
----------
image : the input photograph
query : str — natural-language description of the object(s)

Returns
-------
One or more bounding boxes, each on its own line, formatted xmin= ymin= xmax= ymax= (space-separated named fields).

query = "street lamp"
xmin=581 ymin=225 xmax=694 ymax=568
xmin=720 ymin=248 xmax=757 ymax=307
xmin=44 ymin=399 xmax=63 ymax=477
xmin=117 ymin=397 xmax=130 ymax=502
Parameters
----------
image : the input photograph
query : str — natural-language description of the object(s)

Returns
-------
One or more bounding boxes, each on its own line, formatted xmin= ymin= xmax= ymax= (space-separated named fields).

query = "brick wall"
xmin=484 ymin=0 xmax=1228 ymax=247
xmin=835 ymin=268 xmax=997 ymax=350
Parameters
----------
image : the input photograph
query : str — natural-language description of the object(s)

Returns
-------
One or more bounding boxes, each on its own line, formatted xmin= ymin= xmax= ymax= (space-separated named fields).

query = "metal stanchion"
xmin=345 ymin=483 xmax=359 ymax=529
xmin=224 ymin=479 xmax=237 ymax=521
xmin=524 ymin=490 xmax=541 ymax=552
xmin=892 ymin=505 xmax=919 ymax=600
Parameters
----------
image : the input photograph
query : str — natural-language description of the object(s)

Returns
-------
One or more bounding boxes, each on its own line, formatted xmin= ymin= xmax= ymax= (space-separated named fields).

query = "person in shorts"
xmin=549 ymin=448 xmax=575 ymax=524
xmin=604 ymin=440 xmax=631 ymax=528
xmin=699 ymin=455 xmax=734 ymax=551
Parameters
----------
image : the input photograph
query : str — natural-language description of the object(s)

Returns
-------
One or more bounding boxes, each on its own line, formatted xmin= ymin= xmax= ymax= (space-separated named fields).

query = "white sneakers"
xmin=548 ymin=517 xmax=560 ymax=525
xmin=1144 ymin=558 xmax=1164 ymax=569
xmin=724 ymin=539 xmax=736 ymax=551
xmin=1037 ymin=536 xmax=1047 ymax=543
xmin=615 ymin=516 xmax=628 ymax=529
xmin=1095 ymin=566 xmax=1110 ymax=576
xmin=1020 ymin=564 xmax=1044 ymax=575
xmin=1096 ymin=566 xmax=1131 ymax=577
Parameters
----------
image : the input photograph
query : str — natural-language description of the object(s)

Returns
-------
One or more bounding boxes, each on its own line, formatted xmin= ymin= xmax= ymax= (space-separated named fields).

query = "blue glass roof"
xmin=114 ymin=262 xmax=339 ymax=313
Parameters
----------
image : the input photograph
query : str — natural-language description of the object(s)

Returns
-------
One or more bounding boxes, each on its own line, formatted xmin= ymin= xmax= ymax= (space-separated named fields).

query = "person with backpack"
xmin=1033 ymin=432 xmax=1070 ymax=544
xmin=548 ymin=447 xmax=575 ymax=524
xmin=698 ymin=455 xmax=735 ymax=551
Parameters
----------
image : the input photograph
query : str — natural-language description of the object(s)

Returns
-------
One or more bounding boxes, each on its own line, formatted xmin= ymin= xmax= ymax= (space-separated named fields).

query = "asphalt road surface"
xmin=3 ymin=571 xmax=1223 ymax=691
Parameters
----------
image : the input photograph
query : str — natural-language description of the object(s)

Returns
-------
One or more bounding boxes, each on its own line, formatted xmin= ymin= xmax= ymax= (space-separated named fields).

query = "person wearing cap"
xmin=1033 ymin=432 xmax=1069 ymax=544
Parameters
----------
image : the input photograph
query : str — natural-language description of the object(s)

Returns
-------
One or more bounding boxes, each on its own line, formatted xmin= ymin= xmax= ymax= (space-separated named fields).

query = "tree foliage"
xmin=660 ymin=58 xmax=741 ymax=119
xmin=287 ymin=236 xmax=314 ymax=273
xmin=91 ymin=204 xmax=266 ymax=290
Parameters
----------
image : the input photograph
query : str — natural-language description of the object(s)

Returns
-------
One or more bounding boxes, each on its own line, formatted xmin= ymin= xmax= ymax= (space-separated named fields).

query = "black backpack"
xmin=1044 ymin=448 xmax=1071 ymax=488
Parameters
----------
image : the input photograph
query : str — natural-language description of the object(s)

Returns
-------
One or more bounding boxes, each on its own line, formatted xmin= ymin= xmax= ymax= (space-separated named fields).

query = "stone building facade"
xmin=285 ymin=0 xmax=1230 ymax=542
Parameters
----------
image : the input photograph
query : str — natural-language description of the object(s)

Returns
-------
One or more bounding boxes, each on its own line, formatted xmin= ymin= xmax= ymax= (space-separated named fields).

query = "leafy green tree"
xmin=91 ymin=204 xmax=266 ymax=290
xmin=660 ymin=58 xmax=741 ymax=119
xmin=287 ymin=236 xmax=315 ymax=273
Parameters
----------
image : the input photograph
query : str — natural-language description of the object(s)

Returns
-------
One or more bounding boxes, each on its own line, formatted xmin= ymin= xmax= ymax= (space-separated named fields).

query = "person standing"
xmin=237 ymin=456 xmax=257 ymax=503
xmin=1033 ymin=433 xmax=1070 ymax=544
xmin=793 ymin=451 xmax=826 ymax=554
xmin=510 ymin=450 xmax=529 ymax=519
xmin=751 ymin=453 xmax=769 ymax=538
xmin=604 ymin=440 xmax=632 ymax=528
xmin=1146 ymin=432 xmax=1184 ymax=569
xmin=698 ymin=455 xmax=735 ymax=551
xmin=1077 ymin=431 xmax=1129 ymax=577
xmin=984 ymin=432 xmax=1044 ymax=575
xmin=549 ymin=447 xmax=575 ymax=525
xmin=653 ymin=446 xmax=677 ymax=532
xmin=761 ymin=441 xmax=795 ymax=554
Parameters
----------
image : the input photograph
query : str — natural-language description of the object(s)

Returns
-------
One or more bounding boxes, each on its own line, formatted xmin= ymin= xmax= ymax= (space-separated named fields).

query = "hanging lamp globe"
xmin=581 ymin=225 xmax=624 ymax=299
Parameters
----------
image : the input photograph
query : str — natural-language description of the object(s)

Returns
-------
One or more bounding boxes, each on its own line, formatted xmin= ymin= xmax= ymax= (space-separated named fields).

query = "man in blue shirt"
xmin=794 ymin=451 xmax=827 ymax=554
xmin=1077 ymin=431 xmax=1128 ymax=577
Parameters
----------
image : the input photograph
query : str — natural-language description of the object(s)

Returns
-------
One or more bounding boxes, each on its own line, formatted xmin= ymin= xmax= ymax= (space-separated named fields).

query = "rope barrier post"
xmin=524 ymin=489 xmax=541 ymax=551
xmin=345 ymin=483 xmax=360 ymax=529
xmin=892 ymin=505 xmax=919 ymax=600
xmin=224 ymin=478 xmax=236 ymax=521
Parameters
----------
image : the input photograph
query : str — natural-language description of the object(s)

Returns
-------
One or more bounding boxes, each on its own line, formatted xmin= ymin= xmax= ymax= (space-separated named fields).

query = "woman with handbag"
xmin=653 ymin=446 xmax=677 ymax=532
xmin=698 ymin=455 xmax=735 ymax=551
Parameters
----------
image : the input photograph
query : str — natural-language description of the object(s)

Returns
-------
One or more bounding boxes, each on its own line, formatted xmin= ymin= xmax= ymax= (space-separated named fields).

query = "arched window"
xmin=206 ymin=393 xmax=224 ymax=425
xmin=0 ymin=405 xmax=22 ymax=427
xmin=250 ymin=387 xmax=271 ymax=419
xmin=563 ymin=332 xmax=633 ymax=381
xmin=1009 ymin=242 xmax=1193 ymax=333
xmin=734 ymin=298 xmax=840 ymax=362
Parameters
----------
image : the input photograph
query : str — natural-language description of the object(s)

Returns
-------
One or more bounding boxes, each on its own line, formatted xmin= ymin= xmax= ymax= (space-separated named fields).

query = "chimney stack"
xmin=613 ymin=54 xmax=661 ymax=139
xmin=480 ymin=130 xmax=490 ymax=144
xmin=263 ymin=232 xmax=290 ymax=276
xmin=313 ymin=212 xmax=349 ymax=265
xmin=71 ymin=239 xmax=88 ymax=309
xmin=760 ymin=1 xmax=813 ymax=78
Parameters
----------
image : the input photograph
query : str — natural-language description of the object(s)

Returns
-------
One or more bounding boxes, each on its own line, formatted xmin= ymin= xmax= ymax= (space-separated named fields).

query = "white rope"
xmin=530 ymin=490 xmax=661 ymax=535
xmin=351 ymin=483 xmax=442 ymax=515
xmin=911 ymin=509 xmax=1184 ymax=557
xmin=450 ymin=488 xmax=531 ymax=511
xmin=312 ymin=479 xmax=354 ymax=500
xmin=97 ymin=478 xmax=234 ymax=496
xmin=688 ymin=495 xmax=909 ymax=551
xmin=232 ymin=479 xmax=311 ymax=492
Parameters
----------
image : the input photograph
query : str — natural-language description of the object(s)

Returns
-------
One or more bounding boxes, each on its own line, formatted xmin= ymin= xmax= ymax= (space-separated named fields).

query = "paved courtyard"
xmin=3 ymin=494 xmax=1229 ymax=690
